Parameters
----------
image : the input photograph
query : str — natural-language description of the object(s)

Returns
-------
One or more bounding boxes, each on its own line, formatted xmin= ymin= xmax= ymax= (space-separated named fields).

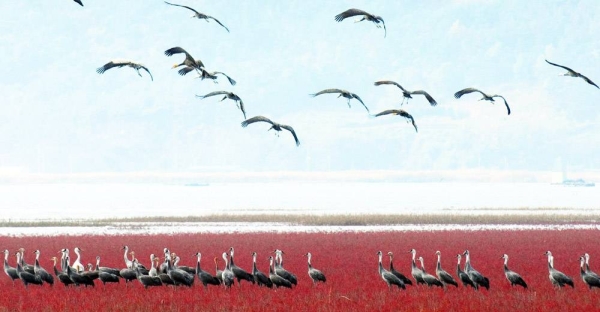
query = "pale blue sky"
xmin=0 ymin=0 xmax=599 ymax=178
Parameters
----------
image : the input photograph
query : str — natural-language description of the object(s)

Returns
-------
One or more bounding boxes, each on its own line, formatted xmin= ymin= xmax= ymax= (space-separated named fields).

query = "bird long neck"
xmin=411 ymin=252 xmax=417 ymax=268
xmin=456 ymin=257 xmax=462 ymax=273
xmin=378 ymin=254 xmax=384 ymax=274
xmin=19 ymin=251 xmax=25 ymax=266
xmin=3 ymin=252 xmax=9 ymax=270
xmin=436 ymin=254 xmax=442 ymax=271
xmin=307 ymin=254 xmax=312 ymax=269
xmin=74 ymin=249 xmax=81 ymax=262
xmin=229 ymin=252 xmax=235 ymax=267
xmin=123 ymin=248 xmax=130 ymax=267
xmin=252 ymin=254 xmax=257 ymax=274
xmin=269 ymin=258 xmax=274 ymax=274
xmin=464 ymin=253 xmax=471 ymax=271
xmin=222 ymin=254 xmax=229 ymax=270
xmin=547 ymin=255 xmax=553 ymax=270
xmin=585 ymin=256 xmax=592 ymax=272
xmin=196 ymin=255 xmax=201 ymax=273
xmin=95 ymin=258 xmax=100 ymax=271
xmin=580 ymin=258 xmax=586 ymax=276
xmin=503 ymin=258 xmax=509 ymax=272
xmin=35 ymin=251 xmax=40 ymax=262
xmin=419 ymin=258 xmax=426 ymax=272
xmin=15 ymin=254 xmax=22 ymax=272
xmin=52 ymin=258 xmax=60 ymax=275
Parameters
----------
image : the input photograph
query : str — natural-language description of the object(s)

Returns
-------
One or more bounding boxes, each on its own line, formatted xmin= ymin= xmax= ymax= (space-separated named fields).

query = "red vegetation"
xmin=1 ymin=229 xmax=599 ymax=311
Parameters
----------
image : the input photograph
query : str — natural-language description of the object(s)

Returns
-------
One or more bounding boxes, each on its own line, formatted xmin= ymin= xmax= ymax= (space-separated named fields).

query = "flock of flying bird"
xmin=6 ymin=246 xmax=600 ymax=291
xmin=3 ymin=247 xmax=325 ymax=290
xmin=83 ymin=1 xmax=600 ymax=146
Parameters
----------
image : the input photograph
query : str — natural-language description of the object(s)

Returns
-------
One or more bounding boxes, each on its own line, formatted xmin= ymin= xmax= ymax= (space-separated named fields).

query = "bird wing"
xmin=178 ymin=66 xmax=197 ymax=76
xmin=310 ymin=88 xmax=343 ymax=97
xmin=164 ymin=46 xmax=193 ymax=60
xmin=579 ymin=74 xmax=600 ymax=89
xmin=207 ymin=16 xmax=230 ymax=33
xmin=238 ymin=100 xmax=247 ymax=119
xmin=374 ymin=80 xmax=407 ymax=92
xmin=492 ymin=95 xmax=510 ymax=115
xmin=196 ymin=91 xmax=230 ymax=99
xmin=351 ymin=93 xmax=369 ymax=112
xmin=96 ymin=60 xmax=130 ymax=74
xmin=241 ymin=116 xmax=274 ymax=127
xmin=335 ymin=8 xmax=370 ymax=22
xmin=378 ymin=17 xmax=386 ymax=38
xmin=136 ymin=64 xmax=153 ymax=81
xmin=374 ymin=109 xmax=400 ymax=117
xmin=281 ymin=125 xmax=300 ymax=146
xmin=164 ymin=1 xmax=202 ymax=16
xmin=396 ymin=110 xmax=418 ymax=132
xmin=544 ymin=59 xmax=577 ymax=74
xmin=214 ymin=72 xmax=236 ymax=86
xmin=410 ymin=90 xmax=437 ymax=106
xmin=73 ymin=0 xmax=83 ymax=6
xmin=454 ymin=87 xmax=486 ymax=99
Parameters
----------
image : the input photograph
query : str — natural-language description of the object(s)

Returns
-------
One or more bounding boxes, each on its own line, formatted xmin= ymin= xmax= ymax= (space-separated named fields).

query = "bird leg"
xmin=135 ymin=69 xmax=142 ymax=77
xmin=347 ymin=99 xmax=352 ymax=108
xmin=220 ymin=96 xmax=227 ymax=102
xmin=354 ymin=17 xmax=366 ymax=23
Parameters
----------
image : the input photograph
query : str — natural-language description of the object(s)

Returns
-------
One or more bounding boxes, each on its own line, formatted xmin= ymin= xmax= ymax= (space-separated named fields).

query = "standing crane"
xmin=33 ymin=250 xmax=54 ymax=285
xmin=194 ymin=252 xmax=221 ymax=288
xmin=374 ymin=81 xmax=438 ymax=106
xmin=3 ymin=250 xmax=19 ymax=285
xmin=241 ymin=116 xmax=300 ymax=146
xmin=409 ymin=249 xmax=425 ymax=285
xmin=387 ymin=252 xmax=412 ymax=286
xmin=454 ymin=88 xmax=511 ymax=115
xmin=501 ymin=254 xmax=527 ymax=288
xmin=417 ymin=257 xmax=444 ymax=288
xmin=463 ymin=250 xmax=490 ymax=290
xmin=50 ymin=257 xmax=73 ymax=287
xmin=273 ymin=250 xmax=298 ymax=286
xmin=310 ymin=88 xmax=370 ymax=113
xmin=251 ymin=252 xmax=273 ymax=288
xmin=544 ymin=251 xmax=574 ymax=288
xmin=15 ymin=252 xmax=43 ymax=288
xmin=579 ymin=256 xmax=600 ymax=289
xmin=268 ymin=256 xmax=292 ymax=289
xmin=377 ymin=251 xmax=405 ymax=289
xmin=164 ymin=1 xmax=230 ymax=33
xmin=221 ymin=252 xmax=235 ymax=289
xmin=335 ymin=8 xmax=386 ymax=37
xmin=456 ymin=254 xmax=476 ymax=288
xmin=305 ymin=252 xmax=326 ymax=286
xmin=228 ymin=247 xmax=255 ymax=286
xmin=435 ymin=251 xmax=458 ymax=288
xmin=545 ymin=59 xmax=599 ymax=89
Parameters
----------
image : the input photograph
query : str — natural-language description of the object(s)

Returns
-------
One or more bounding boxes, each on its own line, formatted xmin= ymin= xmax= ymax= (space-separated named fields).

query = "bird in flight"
xmin=545 ymin=59 xmax=599 ymax=89
xmin=454 ymin=88 xmax=511 ymax=115
xmin=374 ymin=81 xmax=438 ymax=106
xmin=164 ymin=47 xmax=205 ymax=76
xmin=73 ymin=0 xmax=83 ymax=6
xmin=241 ymin=116 xmax=300 ymax=147
xmin=164 ymin=1 xmax=230 ymax=33
xmin=310 ymin=88 xmax=369 ymax=113
xmin=96 ymin=60 xmax=153 ymax=81
xmin=374 ymin=110 xmax=418 ymax=133
xmin=196 ymin=91 xmax=246 ymax=119
xmin=194 ymin=68 xmax=236 ymax=86
xmin=335 ymin=8 xmax=386 ymax=38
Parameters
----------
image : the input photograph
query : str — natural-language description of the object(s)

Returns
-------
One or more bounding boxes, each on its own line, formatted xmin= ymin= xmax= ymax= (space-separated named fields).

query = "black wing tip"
xmin=241 ymin=121 xmax=249 ymax=127
xmin=96 ymin=67 xmax=105 ymax=74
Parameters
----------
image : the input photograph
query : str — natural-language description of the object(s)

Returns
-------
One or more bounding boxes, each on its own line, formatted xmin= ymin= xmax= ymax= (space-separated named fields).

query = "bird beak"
xmin=172 ymin=64 xmax=178 ymax=69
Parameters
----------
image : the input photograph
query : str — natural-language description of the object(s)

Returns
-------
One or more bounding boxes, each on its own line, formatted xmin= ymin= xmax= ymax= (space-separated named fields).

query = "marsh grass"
xmin=1 ymin=212 xmax=598 ymax=227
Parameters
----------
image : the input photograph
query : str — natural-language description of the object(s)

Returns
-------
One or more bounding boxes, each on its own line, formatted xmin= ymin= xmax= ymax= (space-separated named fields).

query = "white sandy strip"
xmin=0 ymin=223 xmax=598 ymax=237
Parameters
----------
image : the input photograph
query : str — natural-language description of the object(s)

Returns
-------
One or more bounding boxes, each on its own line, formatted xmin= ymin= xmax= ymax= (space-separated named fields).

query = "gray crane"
xmin=335 ymin=8 xmax=386 ymax=38
xmin=164 ymin=47 xmax=205 ymax=76
xmin=579 ymin=256 xmax=600 ymax=289
xmin=463 ymin=250 xmax=489 ymax=290
xmin=273 ymin=249 xmax=298 ymax=286
xmin=15 ymin=252 xmax=43 ymax=288
xmin=501 ymin=254 xmax=527 ymax=288
xmin=377 ymin=251 xmax=405 ymax=289
xmin=241 ymin=116 xmax=300 ymax=146
xmin=96 ymin=60 xmax=153 ymax=81
xmin=221 ymin=252 xmax=235 ymax=289
xmin=417 ymin=257 xmax=444 ymax=288
xmin=454 ymin=88 xmax=511 ymax=115
xmin=3 ymin=250 xmax=19 ymax=285
xmin=583 ymin=253 xmax=600 ymax=279
xmin=33 ymin=250 xmax=54 ymax=285
xmin=193 ymin=68 xmax=237 ymax=86
xmin=50 ymin=257 xmax=73 ymax=287
xmin=374 ymin=81 xmax=438 ymax=106
xmin=95 ymin=256 xmax=120 ymax=277
xmin=409 ymin=249 xmax=425 ymax=285
xmin=194 ymin=252 xmax=221 ymax=288
xmin=167 ymin=254 xmax=194 ymax=287
xmin=173 ymin=254 xmax=196 ymax=275
xmin=435 ymin=251 xmax=458 ymax=288
xmin=17 ymin=248 xmax=35 ymax=274
xmin=374 ymin=109 xmax=418 ymax=133
xmin=268 ymin=256 xmax=292 ymax=288
xmin=196 ymin=91 xmax=246 ymax=119
xmin=387 ymin=252 xmax=412 ymax=286
xmin=544 ymin=251 xmax=573 ymax=288
xmin=251 ymin=252 xmax=273 ymax=288
xmin=456 ymin=254 xmax=476 ymax=288
xmin=305 ymin=252 xmax=326 ymax=286
xmin=164 ymin=1 xmax=230 ymax=33
xmin=310 ymin=88 xmax=369 ymax=113
xmin=65 ymin=256 xmax=94 ymax=287
xmin=228 ymin=247 xmax=255 ymax=286
xmin=545 ymin=59 xmax=599 ymax=89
